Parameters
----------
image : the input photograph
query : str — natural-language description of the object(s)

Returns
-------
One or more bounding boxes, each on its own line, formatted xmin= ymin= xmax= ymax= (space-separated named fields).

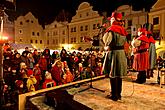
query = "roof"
xmin=9 ymin=43 xmax=34 ymax=50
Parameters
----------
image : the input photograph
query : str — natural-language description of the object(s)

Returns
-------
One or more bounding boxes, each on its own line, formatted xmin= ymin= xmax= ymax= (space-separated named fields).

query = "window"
xmin=80 ymin=37 xmax=83 ymax=42
xmin=54 ymin=25 xmax=57 ymax=28
xmin=62 ymin=30 xmax=65 ymax=35
xmin=86 ymin=12 xmax=89 ymax=16
xmin=53 ymin=32 xmax=55 ymax=36
xmin=47 ymin=40 xmax=49 ymax=45
xmin=26 ymin=20 xmax=29 ymax=23
xmin=71 ymin=38 xmax=73 ymax=43
xmin=32 ymin=32 xmax=35 ymax=36
xmin=30 ymin=40 xmax=33 ymax=43
xmin=74 ymin=37 xmax=76 ymax=43
xmin=80 ymin=26 xmax=83 ymax=31
xmin=35 ymin=40 xmax=38 ymax=44
xmin=74 ymin=27 xmax=76 ymax=32
xmin=19 ymin=29 xmax=23 ymax=34
xmin=56 ymin=39 xmax=58 ymax=44
xmin=153 ymin=17 xmax=159 ymax=25
xmin=37 ymin=32 xmax=40 ymax=36
xmin=71 ymin=28 xmax=74 ymax=32
xmin=31 ymin=20 xmax=33 ymax=23
xmin=62 ymin=38 xmax=65 ymax=43
xmin=53 ymin=39 xmax=55 ymax=44
xmin=47 ymin=32 xmax=49 ymax=36
xmin=93 ymin=24 xmax=96 ymax=30
xmin=80 ymin=14 xmax=82 ymax=18
xmin=20 ymin=39 xmax=22 ymax=42
xmin=20 ymin=21 xmax=23 ymax=25
xmin=40 ymin=40 xmax=42 ymax=44
xmin=128 ymin=20 xmax=132 ymax=26
xmin=85 ymin=25 xmax=88 ymax=31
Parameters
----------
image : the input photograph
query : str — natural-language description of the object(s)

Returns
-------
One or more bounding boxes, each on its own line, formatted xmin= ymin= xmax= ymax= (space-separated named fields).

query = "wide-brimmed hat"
xmin=107 ymin=12 xmax=122 ymax=21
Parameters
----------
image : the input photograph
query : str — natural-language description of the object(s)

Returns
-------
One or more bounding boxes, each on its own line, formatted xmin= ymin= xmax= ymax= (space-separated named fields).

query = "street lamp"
xmin=0 ymin=8 xmax=8 ymax=107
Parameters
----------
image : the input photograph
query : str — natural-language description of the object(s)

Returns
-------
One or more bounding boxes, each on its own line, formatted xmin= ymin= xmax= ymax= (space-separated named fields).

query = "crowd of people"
xmin=2 ymin=46 xmax=105 ymax=95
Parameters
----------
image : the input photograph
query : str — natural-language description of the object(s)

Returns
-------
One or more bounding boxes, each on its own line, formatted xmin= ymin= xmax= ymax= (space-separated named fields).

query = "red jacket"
xmin=42 ymin=79 xmax=56 ymax=89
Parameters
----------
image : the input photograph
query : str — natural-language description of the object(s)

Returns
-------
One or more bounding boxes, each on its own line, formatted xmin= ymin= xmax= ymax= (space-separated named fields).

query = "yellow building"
xmin=117 ymin=5 xmax=148 ymax=39
xmin=69 ymin=2 xmax=103 ymax=50
xmin=149 ymin=0 xmax=165 ymax=58
xmin=44 ymin=21 xmax=69 ymax=50
xmin=14 ymin=12 xmax=44 ymax=49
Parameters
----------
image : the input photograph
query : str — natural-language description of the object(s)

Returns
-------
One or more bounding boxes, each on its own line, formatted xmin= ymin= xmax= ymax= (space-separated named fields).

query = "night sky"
xmin=1 ymin=0 xmax=157 ymax=26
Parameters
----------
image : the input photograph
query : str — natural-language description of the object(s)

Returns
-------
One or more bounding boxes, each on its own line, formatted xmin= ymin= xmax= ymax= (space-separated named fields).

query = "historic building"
xmin=14 ymin=2 xmax=104 ymax=50
xmin=149 ymin=0 xmax=165 ymax=57
xmin=116 ymin=5 xmax=148 ymax=40
xmin=44 ymin=21 xmax=68 ymax=50
xmin=14 ymin=12 xmax=44 ymax=49
xmin=68 ymin=2 xmax=103 ymax=50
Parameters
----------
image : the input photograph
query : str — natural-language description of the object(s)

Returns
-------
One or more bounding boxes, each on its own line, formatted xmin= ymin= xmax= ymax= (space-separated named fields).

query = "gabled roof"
xmin=152 ymin=0 xmax=165 ymax=10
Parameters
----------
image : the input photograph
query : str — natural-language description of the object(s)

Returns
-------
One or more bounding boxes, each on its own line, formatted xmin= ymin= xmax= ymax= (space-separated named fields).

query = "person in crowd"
xmin=63 ymin=67 xmax=74 ymax=83
xmin=147 ymin=30 xmax=156 ymax=78
xmin=32 ymin=49 xmax=40 ymax=65
xmin=102 ymin=12 xmax=128 ymax=101
xmin=51 ymin=60 xmax=64 ymax=85
xmin=26 ymin=69 xmax=37 ymax=92
xmin=60 ymin=47 xmax=67 ymax=62
xmin=43 ymin=48 xmax=51 ymax=70
xmin=42 ymin=71 xmax=56 ymax=89
xmin=33 ymin=63 xmax=42 ymax=90
xmin=21 ymin=51 xmax=30 ymax=68
xmin=38 ymin=55 xmax=48 ymax=82
xmin=27 ymin=53 xmax=35 ymax=70
xmin=132 ymin=28 xmax=149 ymax=84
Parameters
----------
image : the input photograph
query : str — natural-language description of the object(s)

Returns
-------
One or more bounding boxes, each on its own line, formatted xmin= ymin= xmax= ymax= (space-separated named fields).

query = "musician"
xmin=132 ymin=28 xmax=149 ymax=83
xmin=103 ymin=12 xmax=128 ymax=101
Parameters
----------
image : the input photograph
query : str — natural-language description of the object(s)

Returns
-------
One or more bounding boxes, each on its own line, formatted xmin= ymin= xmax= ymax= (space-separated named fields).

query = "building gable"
xmin=152 ymin=0 xmax=165 ymax=10
xmin=71 ymin=2 xmax=100 ymax=23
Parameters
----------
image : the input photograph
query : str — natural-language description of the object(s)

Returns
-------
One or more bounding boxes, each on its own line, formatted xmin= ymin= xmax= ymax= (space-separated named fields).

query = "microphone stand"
xmin=78 ymin=28 xmax=105 ymax=93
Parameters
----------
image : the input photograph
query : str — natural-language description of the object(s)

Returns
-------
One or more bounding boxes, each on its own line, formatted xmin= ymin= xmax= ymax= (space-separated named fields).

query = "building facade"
xmin=69 ymin=2 xmax=103 ymax=50
xmin=44 ymin=21 xmax=68 ymax=50
xmin=149 ymin=0 xmax=165 ymax=57
xmin=116 ymin=5 xmax=148 ymax=40
xmin=14 ymin=12 xmax=44 ymax=49
xmin=14 ymin=2 xmax=104 ymax=50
